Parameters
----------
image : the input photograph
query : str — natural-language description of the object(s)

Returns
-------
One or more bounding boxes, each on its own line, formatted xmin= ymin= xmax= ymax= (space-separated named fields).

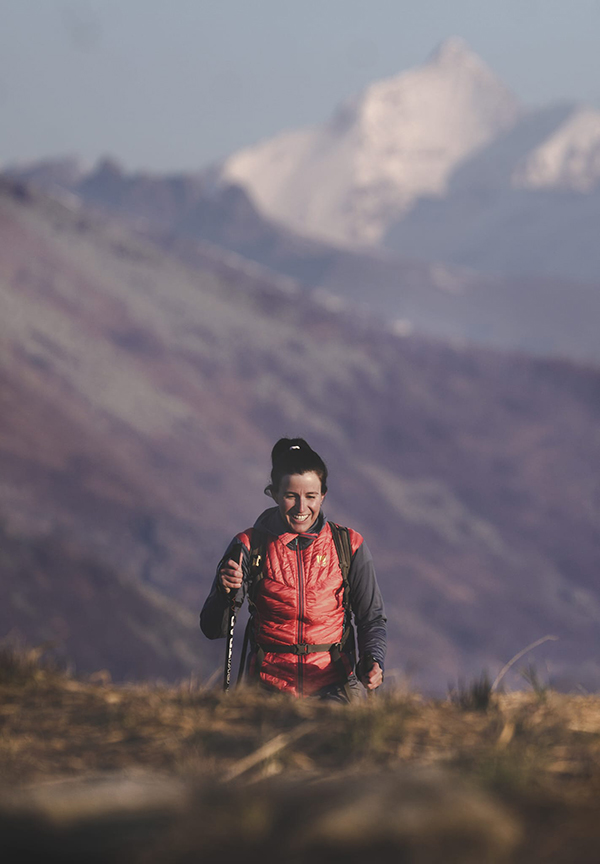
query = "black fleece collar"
xmin=253 ymin=507 xmax=327 ymax=548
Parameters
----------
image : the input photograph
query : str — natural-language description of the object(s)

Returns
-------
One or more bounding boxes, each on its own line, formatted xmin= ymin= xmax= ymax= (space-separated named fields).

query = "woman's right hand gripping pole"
xmin=219 ymin=543 xmax=244 ymax=595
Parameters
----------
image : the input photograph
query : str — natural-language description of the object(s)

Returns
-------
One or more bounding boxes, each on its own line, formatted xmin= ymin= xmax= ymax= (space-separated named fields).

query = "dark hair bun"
xmin=266 ymin=438 xmax=328 ymax=496
xmin=271 ymin=437 xmax=311 ymax=465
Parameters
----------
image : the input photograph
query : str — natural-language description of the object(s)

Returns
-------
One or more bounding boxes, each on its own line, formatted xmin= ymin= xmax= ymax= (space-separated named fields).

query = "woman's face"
xmin=273 ymin=471 xmax=326 ymax=533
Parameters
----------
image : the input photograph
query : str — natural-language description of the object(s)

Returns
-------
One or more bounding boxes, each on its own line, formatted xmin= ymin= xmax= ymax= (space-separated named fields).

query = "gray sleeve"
xmin=199 ymin=538 xmax=249 ymax=640
xmin=348 ymin=540 xmax=387 ymax=671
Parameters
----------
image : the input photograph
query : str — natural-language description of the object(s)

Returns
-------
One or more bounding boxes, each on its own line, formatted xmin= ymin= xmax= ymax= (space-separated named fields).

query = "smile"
xmin=290 ymin=514 xmax=310 ymax=521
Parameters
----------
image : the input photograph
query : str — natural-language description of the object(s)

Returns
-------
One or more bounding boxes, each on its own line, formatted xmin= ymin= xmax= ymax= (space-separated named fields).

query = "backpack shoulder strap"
xmin=247 ymin=527 xmax=267 ymax=604
xmin=328 ymin=521 xmax=352 ymax=611
xmin=328 ymin=522 xmax=356 ymax=699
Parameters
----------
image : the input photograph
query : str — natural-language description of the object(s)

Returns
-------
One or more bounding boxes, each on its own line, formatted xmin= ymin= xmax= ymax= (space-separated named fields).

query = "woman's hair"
xmin=265 ymin=437 xmax=328 ymax=496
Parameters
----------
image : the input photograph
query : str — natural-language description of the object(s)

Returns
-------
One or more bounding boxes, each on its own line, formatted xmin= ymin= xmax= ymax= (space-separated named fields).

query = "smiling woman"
xmin=274 ymin=472 xmax=325 ymax=532
xmin=200 ymin=438 xmax=386 ymax=701
xmin=265 ymin=438 xmax=328 ymax=533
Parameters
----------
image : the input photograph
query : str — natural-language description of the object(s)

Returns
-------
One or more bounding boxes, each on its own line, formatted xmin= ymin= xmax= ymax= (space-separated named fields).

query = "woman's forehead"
xmin=279 ymin=472 xmax=323 ymax=493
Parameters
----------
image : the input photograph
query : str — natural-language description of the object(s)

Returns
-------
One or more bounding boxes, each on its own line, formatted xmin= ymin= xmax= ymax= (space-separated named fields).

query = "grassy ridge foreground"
xmin=2 ymin=653 xmax=600 ymax=862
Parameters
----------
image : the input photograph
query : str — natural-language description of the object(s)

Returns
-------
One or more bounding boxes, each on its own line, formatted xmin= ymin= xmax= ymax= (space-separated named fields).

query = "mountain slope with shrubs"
xmin=11 ymin=156 xmax=600 ymax=365
xmin=0 ymin=177 xmax=600 ymax=689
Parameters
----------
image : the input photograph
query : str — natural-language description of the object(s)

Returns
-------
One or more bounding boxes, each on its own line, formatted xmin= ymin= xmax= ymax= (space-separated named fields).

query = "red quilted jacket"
xmin=236 ymin=520 xmax=362 ymax=697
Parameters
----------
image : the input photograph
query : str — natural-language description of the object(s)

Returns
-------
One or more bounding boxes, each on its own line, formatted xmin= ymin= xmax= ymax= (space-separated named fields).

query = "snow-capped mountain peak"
xmin=219 ymin=41 xmax=520 ymax=246
xmin=512 ymin=105 xmax=600 ymax=192
xmin=429 ymin=36 xmax=488 ymax=69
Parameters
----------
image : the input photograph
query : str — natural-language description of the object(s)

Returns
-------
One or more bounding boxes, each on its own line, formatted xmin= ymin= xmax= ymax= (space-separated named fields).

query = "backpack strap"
xmin=247 ymin=527 xmax=267 ymax=606
xmin=328 ymin=522 xmax=355 ymax=700
xmin=328 ymin=522 xmax=352 ymax=612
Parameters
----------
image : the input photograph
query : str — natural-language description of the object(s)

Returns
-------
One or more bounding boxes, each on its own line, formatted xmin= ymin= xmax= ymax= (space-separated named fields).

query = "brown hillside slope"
xmin=0 ymin=178 xmax=600 ymax=689
xmin=11 ymin=158 xmax=600 ymax=364
xmin=0 ymin=521 xmax=203 ymax=681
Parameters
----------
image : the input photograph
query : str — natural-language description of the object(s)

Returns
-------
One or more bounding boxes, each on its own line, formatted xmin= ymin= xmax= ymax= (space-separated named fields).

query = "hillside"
xmin=9 ymin=159 xmax=600 ymax=365
xmin=0 ymin=522 xmax=202 ymax=681
xmin=1 ymin=178 xmax=600 ymax=689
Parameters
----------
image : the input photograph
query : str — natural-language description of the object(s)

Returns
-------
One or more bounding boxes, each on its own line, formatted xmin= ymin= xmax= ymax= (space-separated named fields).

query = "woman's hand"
xmin=219 ymin=555 xmax=244 ymax=594
xmin=360 ymin=660 xmax=383 ymax=690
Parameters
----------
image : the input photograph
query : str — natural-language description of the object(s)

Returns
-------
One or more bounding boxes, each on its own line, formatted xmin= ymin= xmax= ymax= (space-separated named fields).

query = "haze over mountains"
xmin=1 ymin=177 xmax=600 ymax=690
xmin=8 ymin=152 xmax=600 ymax=367
xmin=220 ymin=38 xmax=519 ymax=246
xmin=2 ymin=39 xmax=600 ymax=690
xmin=8 ymin=38 xmax=600 ymax=365
xmin=386 ymin=101 xmax=600 ymax=281
xmin=217 ymin=37 xmax=600 ymax=286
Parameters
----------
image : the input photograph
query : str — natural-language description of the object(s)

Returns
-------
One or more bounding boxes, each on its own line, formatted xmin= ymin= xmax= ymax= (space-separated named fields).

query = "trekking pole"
xmin=223 ymin=543 xmax=243 ymax=694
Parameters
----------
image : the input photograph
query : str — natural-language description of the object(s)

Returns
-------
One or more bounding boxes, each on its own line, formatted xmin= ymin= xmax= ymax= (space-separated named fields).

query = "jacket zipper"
xmin=296 ymin=539 xmax=304 ymax=697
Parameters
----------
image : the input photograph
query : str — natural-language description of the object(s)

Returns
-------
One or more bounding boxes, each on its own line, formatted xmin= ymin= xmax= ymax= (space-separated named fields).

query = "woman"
xmin=200 ymin=438 xmax=386 ymax=699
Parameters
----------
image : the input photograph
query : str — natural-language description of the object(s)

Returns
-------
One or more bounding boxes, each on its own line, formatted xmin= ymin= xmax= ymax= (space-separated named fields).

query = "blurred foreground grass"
xmin=2 ymin=647 xmax=600 ymax=862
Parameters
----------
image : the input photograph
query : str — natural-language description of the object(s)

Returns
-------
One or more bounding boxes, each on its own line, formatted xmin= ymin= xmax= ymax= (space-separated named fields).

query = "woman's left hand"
xmin=360 ymin=661 xmax=383 ymax=690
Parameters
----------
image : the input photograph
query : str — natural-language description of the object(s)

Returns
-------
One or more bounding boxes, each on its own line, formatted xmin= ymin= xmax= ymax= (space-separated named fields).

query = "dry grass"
xmin=1 ymin=660 xmax=600 ymax=797
xmin=0 ymin=640 xmax=62 ymax=686
xmin=3 ymin=656 xmax=600 ymax=862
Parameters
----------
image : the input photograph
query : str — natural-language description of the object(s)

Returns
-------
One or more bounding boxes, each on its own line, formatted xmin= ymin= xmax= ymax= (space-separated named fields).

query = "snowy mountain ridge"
xmin=512 ymin=105 xmax=600 ymax=192
xmin=219 ymin=38 xmax=520 ymax=246
xmin=383 ymin=97 xmax=600 ymax=282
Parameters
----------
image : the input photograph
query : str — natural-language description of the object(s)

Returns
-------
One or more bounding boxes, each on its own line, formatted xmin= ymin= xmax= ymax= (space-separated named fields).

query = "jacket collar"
xmin=253 ymin=507 xmax=326 ymax=547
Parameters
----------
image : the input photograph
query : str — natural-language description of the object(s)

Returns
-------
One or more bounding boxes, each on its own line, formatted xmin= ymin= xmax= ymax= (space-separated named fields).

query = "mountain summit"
xmin=219 ymin=40 xmax=520 ymax=246
xmin=428 ymin=35 xmax=487 ymax=69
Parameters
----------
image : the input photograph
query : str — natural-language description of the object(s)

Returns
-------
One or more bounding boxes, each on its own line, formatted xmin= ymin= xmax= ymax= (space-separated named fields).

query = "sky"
xmin=2 ymin=0 xmax=600 ymax=173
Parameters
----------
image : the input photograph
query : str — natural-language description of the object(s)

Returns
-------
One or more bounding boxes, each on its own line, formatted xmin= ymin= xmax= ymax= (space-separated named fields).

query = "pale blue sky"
xmin=2 ymin=0 xmax=600 ymax=172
